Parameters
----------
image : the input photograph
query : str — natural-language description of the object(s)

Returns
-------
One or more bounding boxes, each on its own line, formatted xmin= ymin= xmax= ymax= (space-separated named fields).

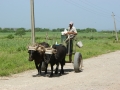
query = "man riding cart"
xmin=61 ymin=21 xmax=77 ymax=63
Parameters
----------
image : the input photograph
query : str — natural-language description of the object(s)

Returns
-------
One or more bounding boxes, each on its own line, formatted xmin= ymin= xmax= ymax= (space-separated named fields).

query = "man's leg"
xmin=66 ymin=40 xmax=70 ymax=55
xmin=69 ymin=54 xmax=72 ymax=63
xmin=69 ymin=40 xmax=73 ymax=63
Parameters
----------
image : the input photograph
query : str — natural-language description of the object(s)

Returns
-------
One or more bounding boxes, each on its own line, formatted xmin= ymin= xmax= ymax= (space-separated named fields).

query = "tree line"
xmin=0 ymin=27 xmax=98 ymax=32
xmin=0 ymin=27 xmax=120 ymax=37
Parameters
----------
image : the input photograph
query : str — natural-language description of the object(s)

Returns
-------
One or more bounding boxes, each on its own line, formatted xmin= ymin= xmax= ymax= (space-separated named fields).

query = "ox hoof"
xmin=62 ymin=70 xmax=64 ymax=74
xmin=49 ymin=74 xmax=53 ymax=77
xmin=59 ymin=70 xmax=64 ymax=76
xmin=60 ymin=70 xmax=64 ymax=74
xmin=59 ymin=73 xmax=62 ymax=76
xmin=55 ymin=71 xmax=58 ymax=74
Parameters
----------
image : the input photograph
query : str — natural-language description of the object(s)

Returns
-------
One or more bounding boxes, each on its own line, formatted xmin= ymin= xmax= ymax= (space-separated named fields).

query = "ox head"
xmin=28 ymin=45 xmax=38 ymax=61
xmin=44 ymin=48 xmax=57 ymax=64
xmin=36 ymin=45 xmax=46 ymax=54
xmin=28 ymin=44 xmax=47 ymax=61
xmin=28 ymin=43 xmax=51 ymax=62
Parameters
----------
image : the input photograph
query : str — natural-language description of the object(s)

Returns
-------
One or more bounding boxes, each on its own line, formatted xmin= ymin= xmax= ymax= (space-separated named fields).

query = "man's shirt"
xmin=67 ymin=26 xmax=77 ymax=39
xmin=68 ymin=26 xmax=77 ymax=33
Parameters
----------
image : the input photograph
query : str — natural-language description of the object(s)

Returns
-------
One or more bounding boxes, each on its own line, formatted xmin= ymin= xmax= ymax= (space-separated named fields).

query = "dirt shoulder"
xmin=0 ymin=50 xmax=120 ymax=90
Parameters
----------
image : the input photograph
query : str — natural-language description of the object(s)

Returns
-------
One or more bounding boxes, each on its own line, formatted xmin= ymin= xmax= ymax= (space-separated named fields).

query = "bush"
xmin=6 ymin=34 xmax=14 ymax=39
xmin=89 ymin=36 xmax=94 ymax=40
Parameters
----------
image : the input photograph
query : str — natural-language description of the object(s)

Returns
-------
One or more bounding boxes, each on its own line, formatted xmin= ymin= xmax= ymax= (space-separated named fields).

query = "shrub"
xmin=89 ymin=36 xmax=94 ymax=40
xmin=6 ymin=34 xmax=14 ymax=39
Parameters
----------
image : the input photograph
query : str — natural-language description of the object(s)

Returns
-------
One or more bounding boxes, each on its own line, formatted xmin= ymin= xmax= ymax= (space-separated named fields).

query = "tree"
xmin=15 ymin=28 xmax=26 ymax=37
xmin=0 ymin=28 xmax=2 ymax=32
xmin=2 ymin=28 xmax=10 ymax=32
xmin=35 ymin=28 xmax=41 ymax=32
xmin=56 ymin=28 xmax=64 ymax=32
xmin=52 ymin=29 xmax=57 ymax=32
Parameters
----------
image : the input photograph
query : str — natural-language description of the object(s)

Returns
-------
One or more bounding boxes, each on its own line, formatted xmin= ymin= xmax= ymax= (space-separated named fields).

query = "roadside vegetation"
xmin=0 ymin=27 xmax=120 ymax=76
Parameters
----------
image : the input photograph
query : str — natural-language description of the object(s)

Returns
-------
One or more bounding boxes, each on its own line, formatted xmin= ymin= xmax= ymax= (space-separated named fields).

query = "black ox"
xmin=28 ymin=42 xmax=50 ymax=76
xmin=44 ymin=44 xmax=67 ymax=77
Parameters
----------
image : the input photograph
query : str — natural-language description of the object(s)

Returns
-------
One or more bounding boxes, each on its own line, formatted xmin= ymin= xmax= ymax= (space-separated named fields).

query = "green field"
xmin=0 ymin=32 xmax=120 ymax=76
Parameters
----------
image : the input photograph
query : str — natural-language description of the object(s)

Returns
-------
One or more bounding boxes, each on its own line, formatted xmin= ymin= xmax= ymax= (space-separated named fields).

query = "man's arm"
xmin=67 ymin=27 xmax=77 ymax=35
xmin=67 ymin=31 xmax=77 ymax=35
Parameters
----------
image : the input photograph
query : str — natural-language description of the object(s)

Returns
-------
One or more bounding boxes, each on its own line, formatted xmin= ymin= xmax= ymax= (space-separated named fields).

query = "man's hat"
xmin=69 ymin=21 xmax=73 ymax=25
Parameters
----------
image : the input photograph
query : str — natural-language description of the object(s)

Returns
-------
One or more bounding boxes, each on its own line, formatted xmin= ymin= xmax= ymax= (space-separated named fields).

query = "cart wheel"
xmin=41 ymin=62 xmax=46 ymax=71
xmin=74 ymin=52 xmax=82 ymax=72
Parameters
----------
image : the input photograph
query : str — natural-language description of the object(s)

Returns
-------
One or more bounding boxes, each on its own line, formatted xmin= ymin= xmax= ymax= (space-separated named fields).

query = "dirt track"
xmin=0 ymin=50 xmax=120 ymax=90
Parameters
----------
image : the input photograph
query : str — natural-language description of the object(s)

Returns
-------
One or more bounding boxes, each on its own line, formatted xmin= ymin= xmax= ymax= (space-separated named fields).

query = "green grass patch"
xmin=0 ymin=32 xmax=120 ymax=76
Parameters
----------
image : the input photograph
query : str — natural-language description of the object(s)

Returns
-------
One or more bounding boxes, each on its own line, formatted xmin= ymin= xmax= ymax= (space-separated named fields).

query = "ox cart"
xmin=61 ymin=34 xmax=83 ymax=72
xmin=28 ymin=35 xmax=83 ymax=73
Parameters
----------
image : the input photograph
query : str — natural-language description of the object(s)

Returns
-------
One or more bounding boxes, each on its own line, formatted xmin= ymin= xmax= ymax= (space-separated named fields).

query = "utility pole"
xmin=112 ymin=12 xmax=118 ymax=41
xmin=30 ymin=0 xmax=35 ymax=44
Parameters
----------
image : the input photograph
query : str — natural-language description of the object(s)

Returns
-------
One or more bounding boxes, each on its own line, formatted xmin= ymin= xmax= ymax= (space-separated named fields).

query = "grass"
xmin=0 ymin=38 xmax=34 ymax=76
xmin=0 ymin=32 xmax=120 ymax=76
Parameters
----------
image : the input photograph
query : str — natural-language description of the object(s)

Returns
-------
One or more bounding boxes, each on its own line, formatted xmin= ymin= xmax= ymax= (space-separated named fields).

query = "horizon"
xmin=0 ymin=0 xmax=120 ymax=30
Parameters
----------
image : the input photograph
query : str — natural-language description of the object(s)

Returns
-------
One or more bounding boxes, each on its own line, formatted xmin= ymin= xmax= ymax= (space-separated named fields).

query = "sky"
xmin=0 ymin=0 xmax=120 ymax=31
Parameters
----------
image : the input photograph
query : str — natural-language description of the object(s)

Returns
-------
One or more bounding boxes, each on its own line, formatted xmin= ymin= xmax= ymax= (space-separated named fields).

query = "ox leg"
xmin=59 ymin=62 xmax=64 ymax=75
xmin=35 ymin=62 xmax=39 ymax=75
xmin=55 ymin=63 xmax=59 ymax=74
xmin=49 ymin=64 xmax=54 ymax=77
xmin=38 ymin=62 xmax=42 ymax=75
xmin=45 ymin=63 xmax=48 ymax=74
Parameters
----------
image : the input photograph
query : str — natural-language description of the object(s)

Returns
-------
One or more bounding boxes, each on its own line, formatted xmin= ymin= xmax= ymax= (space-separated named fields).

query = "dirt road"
xmin=0 ymin=50 xmax=120 ymax=90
